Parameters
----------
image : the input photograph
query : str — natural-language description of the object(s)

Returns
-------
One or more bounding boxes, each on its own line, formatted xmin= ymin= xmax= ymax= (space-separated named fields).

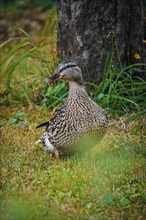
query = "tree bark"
xmin=57 ymin=0 xmax=146 ymax=83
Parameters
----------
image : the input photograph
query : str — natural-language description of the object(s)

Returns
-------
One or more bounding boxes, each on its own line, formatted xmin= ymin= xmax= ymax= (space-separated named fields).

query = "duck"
xmin=35 ymin=60 xmax=108 ymax=158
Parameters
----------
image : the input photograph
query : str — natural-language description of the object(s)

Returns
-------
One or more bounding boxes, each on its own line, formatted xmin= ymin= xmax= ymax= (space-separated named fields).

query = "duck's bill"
xmin=43 ymin=72 xmax=62 ymax=83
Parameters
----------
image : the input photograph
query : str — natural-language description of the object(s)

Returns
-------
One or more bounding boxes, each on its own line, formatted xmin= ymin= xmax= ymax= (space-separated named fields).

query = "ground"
xmin=0 ymin=2 xmax=146 ymax=219
xmin=0 ymin=106 xmax=146 ymax=220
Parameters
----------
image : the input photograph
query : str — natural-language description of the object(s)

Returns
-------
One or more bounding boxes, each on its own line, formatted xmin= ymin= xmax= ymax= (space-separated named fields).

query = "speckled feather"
xmin=40 ymin=83 xmax=108 ymax=156
xmin=37 ymin=61 xmax=108 ymax=156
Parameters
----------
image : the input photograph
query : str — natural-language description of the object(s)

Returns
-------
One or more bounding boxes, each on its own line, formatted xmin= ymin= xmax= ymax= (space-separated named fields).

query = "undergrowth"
xmin=0 ymin=9 xmax=59 ymax=108
xmin=0 ymin=106 xmax=146 ymax=219
xmin=0 ymin=10 xmax=146 ymax=115
xmin=0 ymin=7 xmax=146 ymax=220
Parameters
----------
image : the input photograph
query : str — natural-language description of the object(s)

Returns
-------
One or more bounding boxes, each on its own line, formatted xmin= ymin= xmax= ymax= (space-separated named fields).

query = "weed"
xmin=0 ymin=6 xmax=146 ymax=220
xmin=86 ymin=63 xmax=146 ymax=115
xmin=0 ymin=107 xmax=146 ymax=219
xmin=0 ymin=9 xmax=146 ymax=114
xmin=1 ymin=35 xmax=145 ymax=114
xmin=0 ymin=10 xmax=58 ymax=107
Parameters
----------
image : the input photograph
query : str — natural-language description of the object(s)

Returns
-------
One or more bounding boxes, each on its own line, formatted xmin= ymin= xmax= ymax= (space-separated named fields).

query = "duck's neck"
xmin=68 ymin=81 xmax=86 ymax=99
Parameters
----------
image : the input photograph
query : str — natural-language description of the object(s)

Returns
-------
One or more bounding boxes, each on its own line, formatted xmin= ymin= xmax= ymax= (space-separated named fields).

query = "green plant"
xmin=1 ymin=107 xmax=146 ymax=219
xmin=0 ymin=10 xmax=58 ymax=107
xmin=0 ymin=111 xmax=27 ymax=127
xmin=41 ymin=81 xmax=68 ymax=109
xmin=0 ymin=12 xmax=145 ymax=115
xmin=86 ymin=63 xmax=146 ymax=115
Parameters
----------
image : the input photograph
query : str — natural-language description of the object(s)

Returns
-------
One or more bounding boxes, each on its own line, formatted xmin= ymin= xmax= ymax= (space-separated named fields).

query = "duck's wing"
xmin=36 ymin=103 xmax=67 ymax=130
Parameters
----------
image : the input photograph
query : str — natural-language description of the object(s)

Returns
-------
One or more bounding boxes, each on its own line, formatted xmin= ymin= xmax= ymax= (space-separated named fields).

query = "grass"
xmin=0 ymin=10 xmax=146 ymax=114
xmin=87 ymin=63 xmax=146 ymax=115
xmin=0 ymin=106 xmax=146 ymax=219
xmin=1 ymin=6 xmax=146 ymax=220
xmin=0 ymin=9 xmax=58 ymax=107
xmin=0 ymin=42 xmax=146 ymax=114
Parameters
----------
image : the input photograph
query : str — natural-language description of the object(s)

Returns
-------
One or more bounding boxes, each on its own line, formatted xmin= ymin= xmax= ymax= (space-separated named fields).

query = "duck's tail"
xmin=36 ymin=121 xmax=49 ymax=129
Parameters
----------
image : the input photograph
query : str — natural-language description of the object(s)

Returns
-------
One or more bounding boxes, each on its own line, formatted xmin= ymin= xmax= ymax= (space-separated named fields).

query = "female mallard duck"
xmin=36 ymin=60 xmax=108 ymax=158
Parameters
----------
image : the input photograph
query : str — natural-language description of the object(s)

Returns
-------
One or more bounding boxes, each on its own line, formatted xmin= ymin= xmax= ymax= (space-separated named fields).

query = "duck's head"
xmin=44 ymin=60 xmax=83 ymax=85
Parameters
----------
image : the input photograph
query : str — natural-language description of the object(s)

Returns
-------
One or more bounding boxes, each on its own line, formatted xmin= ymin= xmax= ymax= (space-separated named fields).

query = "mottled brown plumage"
xmin=36 ymin=60 xmax=108 ymax=157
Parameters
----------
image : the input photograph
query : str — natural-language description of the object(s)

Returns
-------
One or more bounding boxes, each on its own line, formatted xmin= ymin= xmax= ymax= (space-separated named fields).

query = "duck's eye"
xmin=53 ymin=72 xmax=59 ymax=78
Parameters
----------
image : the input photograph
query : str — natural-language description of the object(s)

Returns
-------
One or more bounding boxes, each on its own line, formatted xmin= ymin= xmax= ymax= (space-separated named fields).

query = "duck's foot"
xmin=55 ymin=149 xmax=60 ymax=160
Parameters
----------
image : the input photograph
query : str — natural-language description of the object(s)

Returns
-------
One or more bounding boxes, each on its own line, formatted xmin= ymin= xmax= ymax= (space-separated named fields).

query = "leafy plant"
xmin=0 ymin=10 xmax=145 ymax=115
xmin=1 ymin=108 xmax=146 ymax=219
xmin=0 ymin=111 xmax=27 ymax=127
xmin=0 ymin=10 xmax=58 ymax=107
xmin=41 ymin=81 xmax=68 ymax=108
xmin=86 ymin=63 xmax=146 ymax=115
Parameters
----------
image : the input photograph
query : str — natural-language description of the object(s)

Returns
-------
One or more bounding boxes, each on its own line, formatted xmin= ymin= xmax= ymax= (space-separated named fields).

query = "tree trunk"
xmin=57 ymin=0 xmax=145 ymax=83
